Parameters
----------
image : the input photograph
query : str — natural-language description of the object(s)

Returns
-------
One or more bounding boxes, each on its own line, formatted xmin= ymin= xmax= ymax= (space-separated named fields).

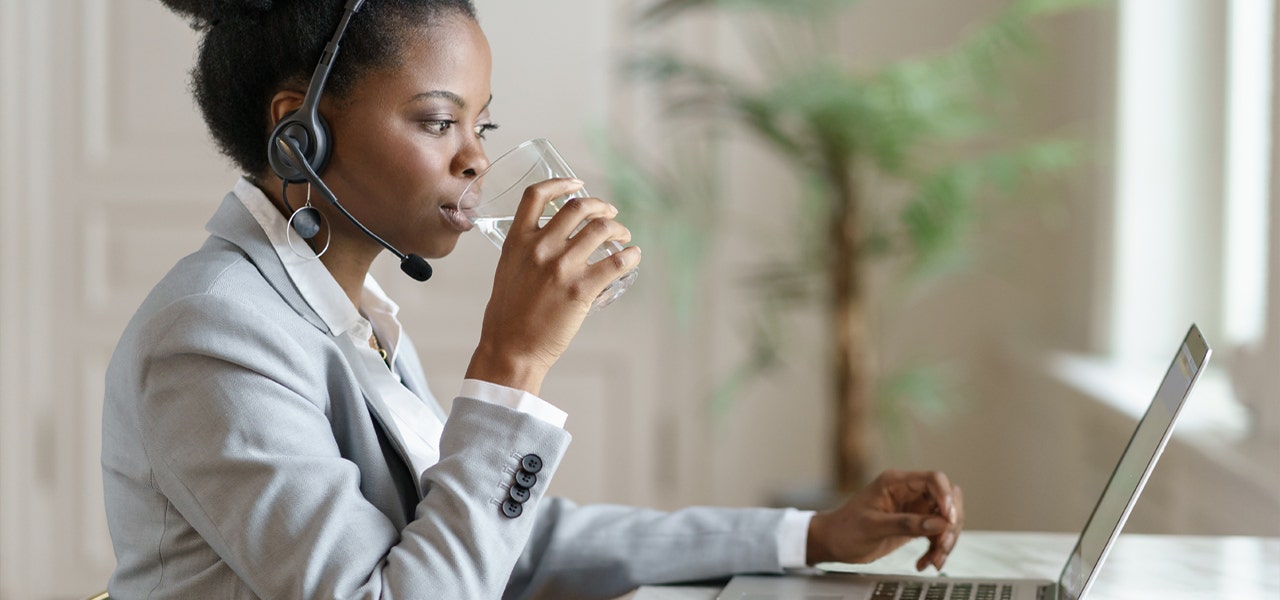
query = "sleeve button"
xmin=515 ymin=470 xmax=537 ymax=488
xmin=520 ymin=454 xmax=543 ymax=474
xmin=509 ymin=484 xmax=531 ymax=503
xmin=501 ymin=499 xmax=523 ymax=519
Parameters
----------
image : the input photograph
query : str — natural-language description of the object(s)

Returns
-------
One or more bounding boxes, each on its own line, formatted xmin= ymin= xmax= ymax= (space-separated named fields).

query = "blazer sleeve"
xmin=134 ymin=293 xmax=571 ymax=599
xmin=502 ymin=498 xmax=787 ymax=600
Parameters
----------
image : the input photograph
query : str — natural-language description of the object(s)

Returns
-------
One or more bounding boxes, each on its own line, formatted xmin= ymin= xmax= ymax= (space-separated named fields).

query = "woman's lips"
xmin=440 ymin=205 xmax=473 ymax=232
xmin=457 ymin=188 xmax=481 ymax=212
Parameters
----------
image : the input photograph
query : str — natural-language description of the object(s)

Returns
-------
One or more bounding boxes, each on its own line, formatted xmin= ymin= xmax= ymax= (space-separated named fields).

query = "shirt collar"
xmin=232 ymin=177 xmax=399 ymax=340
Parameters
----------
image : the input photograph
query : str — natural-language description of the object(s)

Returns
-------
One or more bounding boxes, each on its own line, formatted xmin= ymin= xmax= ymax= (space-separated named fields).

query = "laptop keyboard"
xmin=871 ymin=581 xmax=1014 ymax=600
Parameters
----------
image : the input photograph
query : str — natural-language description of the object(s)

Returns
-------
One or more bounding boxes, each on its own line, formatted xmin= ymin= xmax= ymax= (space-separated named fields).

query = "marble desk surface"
xmin=616 ymin=531 xmax=1280 ymax=600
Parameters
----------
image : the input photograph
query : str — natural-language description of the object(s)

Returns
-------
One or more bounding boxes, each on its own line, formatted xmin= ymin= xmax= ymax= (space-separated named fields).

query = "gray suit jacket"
xmin=102 ymin=192 xmax=787 ymax=599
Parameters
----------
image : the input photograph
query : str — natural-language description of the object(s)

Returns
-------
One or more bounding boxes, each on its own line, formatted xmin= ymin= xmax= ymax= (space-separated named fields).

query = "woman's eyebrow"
xmin=408 ymin=90 xmax=465 ymax=107
xmin=407 ymin=91 xmax=494 ymax=111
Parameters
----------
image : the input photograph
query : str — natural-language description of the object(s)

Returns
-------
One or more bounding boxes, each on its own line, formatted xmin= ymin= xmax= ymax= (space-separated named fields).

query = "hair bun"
xmin=158 ymin=0 xmax=276 ymax=29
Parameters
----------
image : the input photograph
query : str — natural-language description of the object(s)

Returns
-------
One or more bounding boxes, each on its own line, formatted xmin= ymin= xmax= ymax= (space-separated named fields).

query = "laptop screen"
xmin=1057 ymin=325 xmax=1210 ymax=600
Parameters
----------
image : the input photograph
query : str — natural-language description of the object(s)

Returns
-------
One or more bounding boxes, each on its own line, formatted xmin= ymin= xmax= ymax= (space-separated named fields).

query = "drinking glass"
xmin=459 ymin=138 xmax=638 ymax=311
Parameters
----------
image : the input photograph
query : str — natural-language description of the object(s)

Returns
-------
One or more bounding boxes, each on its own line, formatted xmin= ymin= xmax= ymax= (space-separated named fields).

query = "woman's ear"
xmin=268 ymin=90 xmax=307 ymax=127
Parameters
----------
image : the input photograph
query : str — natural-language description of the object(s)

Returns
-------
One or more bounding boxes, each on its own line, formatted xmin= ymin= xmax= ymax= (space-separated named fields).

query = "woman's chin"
xmin=409 ymin=235 xmax=463 ymax=261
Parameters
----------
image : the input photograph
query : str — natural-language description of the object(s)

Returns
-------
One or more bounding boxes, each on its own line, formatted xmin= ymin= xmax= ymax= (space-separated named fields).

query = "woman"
xmin=101 ymin=1 xmax=965 ymax=598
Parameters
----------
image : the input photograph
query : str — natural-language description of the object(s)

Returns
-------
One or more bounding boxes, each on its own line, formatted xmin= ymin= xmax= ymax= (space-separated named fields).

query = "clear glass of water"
xmin=459 ymin=138 xmax=638 ymax=311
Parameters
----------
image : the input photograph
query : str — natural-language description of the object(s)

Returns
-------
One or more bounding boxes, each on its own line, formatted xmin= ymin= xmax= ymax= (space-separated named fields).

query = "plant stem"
xmin=828 ymin=159 xmax=869 ymax=493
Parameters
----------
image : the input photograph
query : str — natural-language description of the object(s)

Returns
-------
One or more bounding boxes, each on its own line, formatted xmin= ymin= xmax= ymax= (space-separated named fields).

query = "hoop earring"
xmin=288 ymin=181 xmax=323 ymax=239
xmin=284 ymin=182 xmax=331 ymax=259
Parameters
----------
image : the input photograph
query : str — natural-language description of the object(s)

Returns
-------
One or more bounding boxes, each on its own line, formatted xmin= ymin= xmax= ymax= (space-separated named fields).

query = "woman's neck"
xmin=255 ymin=174 xmax=379 ymax=311
xmin=317 ymin=239 xmax=379 ymax=310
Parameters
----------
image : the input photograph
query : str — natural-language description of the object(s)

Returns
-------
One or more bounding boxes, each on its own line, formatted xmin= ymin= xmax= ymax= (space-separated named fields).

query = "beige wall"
xmin=839 ymin=0 xmax=1123 ymax=527
xmin=2 ymin=0 xmax=1276 ymax=598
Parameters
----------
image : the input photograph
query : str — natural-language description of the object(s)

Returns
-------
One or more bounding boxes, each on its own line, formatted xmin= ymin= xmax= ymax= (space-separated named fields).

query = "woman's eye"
xmin=475 ymin=123 xmax=500 ymax=140
xmin=422 ymin=120 xmax=454 ymax=135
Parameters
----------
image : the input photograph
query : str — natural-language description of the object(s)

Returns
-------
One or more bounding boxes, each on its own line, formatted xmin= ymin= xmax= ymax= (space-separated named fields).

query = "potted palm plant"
xmin=605 ymin=0 xmax=1090 ymax=493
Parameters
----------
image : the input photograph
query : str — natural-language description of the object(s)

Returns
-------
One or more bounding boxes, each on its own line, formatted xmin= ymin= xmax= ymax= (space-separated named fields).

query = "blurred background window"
xmin=1222 ymin=0 xmax=1274 ymax=348
xmin=1112 ymin=0 xmax=1273 ymax=361
xmin=1100 ymin=0 xmax=1269 ymax=440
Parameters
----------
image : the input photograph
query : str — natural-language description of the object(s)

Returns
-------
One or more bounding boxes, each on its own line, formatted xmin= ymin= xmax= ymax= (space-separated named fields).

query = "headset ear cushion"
xmin=267 ymin=111 xmax=333 ymax=182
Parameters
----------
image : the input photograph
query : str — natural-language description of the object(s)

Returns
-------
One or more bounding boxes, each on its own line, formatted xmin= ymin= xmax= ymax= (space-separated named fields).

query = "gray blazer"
xmin=101 ymin=192 xmax=787 ymax=599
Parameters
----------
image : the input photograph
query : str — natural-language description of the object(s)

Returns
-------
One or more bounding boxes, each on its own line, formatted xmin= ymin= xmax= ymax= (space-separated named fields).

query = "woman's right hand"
xmin=465 ymin=178 xmax=641 ymax=395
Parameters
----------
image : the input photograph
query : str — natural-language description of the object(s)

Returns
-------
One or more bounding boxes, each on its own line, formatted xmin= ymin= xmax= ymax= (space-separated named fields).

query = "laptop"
xmin=719 ymin=324 xmax=1212 ymax=600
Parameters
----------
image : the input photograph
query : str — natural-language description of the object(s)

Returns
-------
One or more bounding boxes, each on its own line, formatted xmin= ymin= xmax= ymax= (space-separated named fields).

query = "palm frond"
xmin=899 ymin=165 xmax=979 ymax=273
xmin=610 ymin=0 xmax=1097 ymax=426
xmin=877 ymin=363 xmax=959 ymax=458
xmin=709 ymin=307 xmax=785 ymax=417
xmin=626 ymin=52 xmax=745 ymax=91
xmin=1017 ymin=0 xmax=1106 ymax=16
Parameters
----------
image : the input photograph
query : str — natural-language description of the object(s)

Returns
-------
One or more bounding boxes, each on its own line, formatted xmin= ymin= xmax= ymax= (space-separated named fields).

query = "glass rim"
xmin=459 ymin=138 xmax=576 ymax=213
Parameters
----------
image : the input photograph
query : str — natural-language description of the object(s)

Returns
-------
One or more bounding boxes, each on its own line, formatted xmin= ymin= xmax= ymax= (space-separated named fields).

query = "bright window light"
xmin=1112 ymin=0 xmax=1205 ymax=362
xmin=1223 ymin=0 xmax=1274 ymax=347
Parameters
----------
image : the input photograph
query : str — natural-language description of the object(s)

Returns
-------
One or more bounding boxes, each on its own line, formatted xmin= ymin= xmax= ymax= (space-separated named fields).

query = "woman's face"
xmin=320 ymin=12 xmax=494 ymax=260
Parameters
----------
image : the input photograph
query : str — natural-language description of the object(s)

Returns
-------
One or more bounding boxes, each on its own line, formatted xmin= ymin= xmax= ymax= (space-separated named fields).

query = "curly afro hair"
xmin=159 ymin=0 xmax=477 ymax=175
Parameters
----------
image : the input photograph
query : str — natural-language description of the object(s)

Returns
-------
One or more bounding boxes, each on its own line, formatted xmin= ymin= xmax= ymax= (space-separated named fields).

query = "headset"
xmin=266 ymin=0 xmax=433 ymax=282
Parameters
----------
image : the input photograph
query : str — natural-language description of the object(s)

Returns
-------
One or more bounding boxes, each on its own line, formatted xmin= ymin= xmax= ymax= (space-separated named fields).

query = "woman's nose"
xmin=456 ymin=138 xmax=490 ymax=178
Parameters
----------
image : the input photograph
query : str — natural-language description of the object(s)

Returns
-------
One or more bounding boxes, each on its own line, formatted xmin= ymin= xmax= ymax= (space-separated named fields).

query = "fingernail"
xmin=570 ymin=178 xmax=584 ymax=185
xmin=923 ymin=517 xmax=946 ymax=533
xmin=949 ymin=505 xmax=958 ymax=523
xmin=620 ymin=246 xmax=640 ymax=268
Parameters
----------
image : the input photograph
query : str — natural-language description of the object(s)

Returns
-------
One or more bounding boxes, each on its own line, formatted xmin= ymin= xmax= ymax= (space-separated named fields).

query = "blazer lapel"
xmin=204 ymin=192 xmax=328 ymax=332
xmin=204 ymin=189 xmax=422 ymax=518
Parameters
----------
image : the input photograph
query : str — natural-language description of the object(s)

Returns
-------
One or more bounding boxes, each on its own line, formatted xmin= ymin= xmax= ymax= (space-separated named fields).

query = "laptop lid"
xmin=1057 ymin=324 xmax=1211 ymax=600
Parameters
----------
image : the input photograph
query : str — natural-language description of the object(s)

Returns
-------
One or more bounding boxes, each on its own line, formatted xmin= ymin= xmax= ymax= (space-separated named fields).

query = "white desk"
xmin=619 ymin=531 xmax=1280 ymax=599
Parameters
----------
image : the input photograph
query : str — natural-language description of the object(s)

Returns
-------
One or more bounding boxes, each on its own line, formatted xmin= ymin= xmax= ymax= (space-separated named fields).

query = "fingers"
xmin=879 ymin=470 xmax=959 ymax=523
xmin=513 ymin=178 xmax=585 ymax=233
xmin=915 ymin=484 xmax=963 ymax=572
xmin=504 ymin=183 xmax=640 ymax=308
xmin=870 ymin=511 xmax=950 ymax=540
xmin=867 ymin=470 xmax=963 ymax=572
xmin=523 ymin=193 xmax=639 ymax=291
xmin=936 ymin=484 xmax=963 ymax=564
xmin=585 ymin=245 xmax=642 ymax=290
xmin=563 ymin=211 xmax=632 ymax=264
xmin=516 ymin=189 xmax=630 ymax=263
xmin=539 ymin=195 xmax=618 ymax=242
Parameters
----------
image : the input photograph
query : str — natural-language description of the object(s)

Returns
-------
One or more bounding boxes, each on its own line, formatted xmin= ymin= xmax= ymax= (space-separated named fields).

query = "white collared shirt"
xmin=231 ymin=177 xmax=810 ymax=568
xmin=234 ymin=177 xmax=565 ymax=471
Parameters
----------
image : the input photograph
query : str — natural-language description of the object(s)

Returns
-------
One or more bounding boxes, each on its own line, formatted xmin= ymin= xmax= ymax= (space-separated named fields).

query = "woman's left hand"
xmin=806 ymin=469 xmax=964 ymax=571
